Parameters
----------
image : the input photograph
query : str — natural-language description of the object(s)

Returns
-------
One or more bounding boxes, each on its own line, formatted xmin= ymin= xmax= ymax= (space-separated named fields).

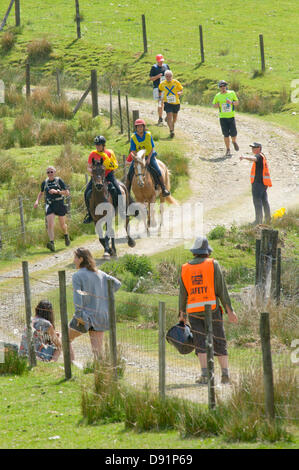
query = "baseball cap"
xmin=156 ymin=54 xmax=164 ymax=62
xmin=249 ymin=142 xmax=262 ymax=148
xmin=190 ymin=236 xmax=213 ymax=255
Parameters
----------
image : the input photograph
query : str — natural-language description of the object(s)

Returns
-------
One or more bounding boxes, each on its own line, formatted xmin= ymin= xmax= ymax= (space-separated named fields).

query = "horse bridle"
xmin=133 ymin=155 xmax=149 ymax=187
xmin=91 ymin=162 xmax=109 ymax=199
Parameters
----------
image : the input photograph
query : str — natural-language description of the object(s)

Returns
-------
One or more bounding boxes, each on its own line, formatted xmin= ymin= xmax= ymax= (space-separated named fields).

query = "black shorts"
xmin=188 ymin=308 xmax=227 ymax=356
xmin=220 ymin=117 xmax=237 ymax=137
xmin=46 ymin=201 xmax=67 ymax=217
xmin=164 ymin=102 xmax=180 ymax=114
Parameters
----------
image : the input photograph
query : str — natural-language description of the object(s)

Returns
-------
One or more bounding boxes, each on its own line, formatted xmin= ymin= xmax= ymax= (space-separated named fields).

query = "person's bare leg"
xmin=58 ymin=215 xmax=68 ymax=235
xmin=224 ymin=136 xmax=230 ymax=151
xmin=46 ymin=213 xmax=55 ymax=241
xmin=68 ymin=328 xmax=82 ymax=362
xmin=89 ymin=330 xmax=104 ymax=360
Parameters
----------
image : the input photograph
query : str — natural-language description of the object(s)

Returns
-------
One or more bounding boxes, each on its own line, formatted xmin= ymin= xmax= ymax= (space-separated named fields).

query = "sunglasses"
xmin=47 ymin=170 xmax=54 ymax=174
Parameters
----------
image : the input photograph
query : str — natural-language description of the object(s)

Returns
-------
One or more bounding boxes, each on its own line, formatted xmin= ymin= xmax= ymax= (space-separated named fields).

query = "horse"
xmin=131 ymin=150 xmax=177 ymax=234
xmin=89 ymin=158 xmax=136 ymax=258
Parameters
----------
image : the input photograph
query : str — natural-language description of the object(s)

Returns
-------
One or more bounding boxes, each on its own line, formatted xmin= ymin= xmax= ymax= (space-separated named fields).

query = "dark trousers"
xmin=252 ymin=182 xmax=271 ymax=224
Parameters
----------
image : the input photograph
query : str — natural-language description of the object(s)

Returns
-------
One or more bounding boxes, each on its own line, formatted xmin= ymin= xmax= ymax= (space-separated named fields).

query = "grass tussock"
xmin=27 ymin=38 xmax=52 ymax=62
xmin=81 ymin=363 xmax=295 ymax=442
xmin=0 ymin=346 xmax=28 ymax=376
xmin=1 ymin=31 xmax=15 ymax=52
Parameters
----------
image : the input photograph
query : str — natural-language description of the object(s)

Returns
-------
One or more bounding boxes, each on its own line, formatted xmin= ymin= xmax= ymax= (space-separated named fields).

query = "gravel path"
xmin=1 ymin=92 xmax=298 ymax=396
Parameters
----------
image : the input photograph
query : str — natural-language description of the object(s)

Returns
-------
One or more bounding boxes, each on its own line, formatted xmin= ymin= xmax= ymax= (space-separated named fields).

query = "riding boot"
xmin=125 ymin=176 xmax=135 ymax=203
xmin=83 ymin=194 xmax=93 ymax=224
xmin=157 ymin=175 xmax=170 ymax=197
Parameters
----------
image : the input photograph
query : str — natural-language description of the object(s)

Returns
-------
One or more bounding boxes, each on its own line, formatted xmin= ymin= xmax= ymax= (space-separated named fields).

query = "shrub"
xmin=208 ymin=225 xmax=226 ymax=240
xmin=0 ymin=346 xmax=28 ymax=376
xmin=30 ymin=87 xmax=72 ymax=119
xmin=1 ymin=31 xmax=15 ymax=52
xmin=0 ymin=152 xmax=18 ymax=182
xmin=123 ymin=254 xmax=153 ymax=277
xmin=39 ymin=121 xmax=74 ymax=145
xmin=27 ymin=38 xmax=52 ymax=62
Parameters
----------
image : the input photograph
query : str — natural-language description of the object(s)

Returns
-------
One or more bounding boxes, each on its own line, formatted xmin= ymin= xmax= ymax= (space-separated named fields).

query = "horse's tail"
xmin=165 ymin=195 xmax=178 ymax=205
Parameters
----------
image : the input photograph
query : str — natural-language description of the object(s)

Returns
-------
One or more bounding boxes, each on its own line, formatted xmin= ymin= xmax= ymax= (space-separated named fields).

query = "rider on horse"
xmin=125 ymin=118 xmax=171 ymax=198
xmin=83 ymin=135 xmax=123 ymax=224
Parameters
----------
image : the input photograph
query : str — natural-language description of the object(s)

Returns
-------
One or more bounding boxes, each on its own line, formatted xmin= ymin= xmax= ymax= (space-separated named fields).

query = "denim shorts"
xmin=37 ymin=345 xmax=56 ymax=361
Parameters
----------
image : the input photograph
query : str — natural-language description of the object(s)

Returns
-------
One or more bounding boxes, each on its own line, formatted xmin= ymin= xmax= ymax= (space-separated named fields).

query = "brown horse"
xmin=89 ymin=158 xmax=135 ymax=257
xmin=131 ymin=150 xmax=177 ymax=234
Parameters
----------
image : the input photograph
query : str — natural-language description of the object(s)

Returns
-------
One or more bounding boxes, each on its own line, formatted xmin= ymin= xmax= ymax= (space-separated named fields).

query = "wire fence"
xmin=0 ymin=261 xmax=298 ymax=423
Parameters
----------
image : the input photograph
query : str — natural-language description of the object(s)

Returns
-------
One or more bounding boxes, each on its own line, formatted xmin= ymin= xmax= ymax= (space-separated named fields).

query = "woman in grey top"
xmin=69 ymin=247 xmax=121 ymax=360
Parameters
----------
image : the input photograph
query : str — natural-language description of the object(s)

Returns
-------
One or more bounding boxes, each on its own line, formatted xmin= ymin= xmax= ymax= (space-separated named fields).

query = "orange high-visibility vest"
xmin=250 ymin=152 xmax=272 ymax=187
xmin=181 ymin=258 xmax=217 ymax=313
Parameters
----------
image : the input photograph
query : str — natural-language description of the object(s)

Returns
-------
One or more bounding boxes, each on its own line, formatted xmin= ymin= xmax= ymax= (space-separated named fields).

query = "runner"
xmin=212 ymin=80 xmax=239 ymax=156
xmin=34 ymin=166 xmax=70 ymax=252
xmin=149 ymin=54 xmax=170 ymax=125
xmin=158 ymin=70 xmax=183 ymax=138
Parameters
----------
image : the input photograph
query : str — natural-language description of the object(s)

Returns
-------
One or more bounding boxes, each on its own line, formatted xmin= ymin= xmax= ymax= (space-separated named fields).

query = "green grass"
xmin=1 ymin=0 xmax=298 ymax=130
xmin=0 ymin=363 xmax=297 ymax=449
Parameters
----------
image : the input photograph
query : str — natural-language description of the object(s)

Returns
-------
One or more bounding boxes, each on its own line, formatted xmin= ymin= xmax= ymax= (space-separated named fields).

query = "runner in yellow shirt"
xmin=159 ymin=70 xmax=183 ymax=138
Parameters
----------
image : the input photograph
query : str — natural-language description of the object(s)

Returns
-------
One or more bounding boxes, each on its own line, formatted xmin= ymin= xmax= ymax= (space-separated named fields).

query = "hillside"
xmin=1 ymin=0 xmax=299 ymax=131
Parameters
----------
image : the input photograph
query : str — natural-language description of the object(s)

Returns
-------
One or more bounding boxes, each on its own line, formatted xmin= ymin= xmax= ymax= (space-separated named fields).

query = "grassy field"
xmin=0 ymin=362 xmax=298 ymax=449
xmin=0 ymin=0 xmax=299 ymax=129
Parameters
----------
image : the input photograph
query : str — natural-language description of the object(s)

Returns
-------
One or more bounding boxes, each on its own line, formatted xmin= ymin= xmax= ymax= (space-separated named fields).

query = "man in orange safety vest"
xmin=179 ymin=236 xmax=238 ymax=385
xmin=240 ymin=142 xmax=272 ymax=225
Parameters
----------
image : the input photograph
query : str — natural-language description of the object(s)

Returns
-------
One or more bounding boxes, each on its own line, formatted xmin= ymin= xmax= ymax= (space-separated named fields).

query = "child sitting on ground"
xmin=19 ymin=300 xmax=61 ymax=362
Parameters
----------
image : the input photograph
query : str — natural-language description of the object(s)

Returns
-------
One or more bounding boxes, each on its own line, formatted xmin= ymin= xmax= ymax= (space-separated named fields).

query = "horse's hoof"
xmin=128 ymin=238 xmax=136 ymax=248
xmin=103 ymin=252 xmax=110 ymax=259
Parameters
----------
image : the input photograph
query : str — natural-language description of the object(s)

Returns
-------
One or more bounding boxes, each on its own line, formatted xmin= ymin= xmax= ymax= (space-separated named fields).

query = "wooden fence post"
xmin=132 ymin=110 xmax=139 ymax=131
xmin=108 ymin=279 xmax=118 ymax=380
xmin=75 ymin=0 xmax=81 ymax=39
xmin=25 ymin=60 xmax=30 ymax=99
xmin=270 ymin=230 xmax=278 ymax=298
xmin=18 ymin=196 xmax=25 ymax=242
xmin=260 ymin=312 xmax=275 ymax=421
xmin=199 ymin=25 xmax=205 ymax=63
xmin=109 ymin=84 xmax=113 ymax=127
xmin=118 ymin=89 xmax=123 ymax=134
xmin=72 ymin=82 xmax=91 ymax=116
xmin=91 ymin=70 xmax=99 ymax=118
xmin=22 ymin=261 xmax=36 ymax=368
xmin=15 ymin=0 xmax=20 ymax=27
xmin=56 ymin=69 xmax=61 ymax=99
xmin=158 ymin=301 xmax=166 ymax=399
xmin=259 ymin=34 xmax=265 ymax=73
xmin=0 ymin=228 xmax=2 ymax=250
xmin=125 ymin=94 xmax=130 ymax=141
xmin=0 ymin=0 xmax=15 ymax=32
xmin=255 ymin=238 xmax=261 ymax=285
xmin=205 ymin=304 xmax=216 ymax=409
xmin=276 ymin=248 xmax=281 ymax=305
xmin=141 ymin=14 xmax=147 ymax=54
xmin=59 ymin=270 xmax=72 ymax=379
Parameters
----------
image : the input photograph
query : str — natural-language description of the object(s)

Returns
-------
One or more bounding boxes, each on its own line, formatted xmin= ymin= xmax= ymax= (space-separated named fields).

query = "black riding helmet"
xmin=94 ymin=135 xmax=106 ymax=146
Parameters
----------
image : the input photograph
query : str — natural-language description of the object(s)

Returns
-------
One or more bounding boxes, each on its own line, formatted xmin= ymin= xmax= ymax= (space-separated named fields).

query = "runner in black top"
xmin=149 ymin=54 xmax=170 ymax=125
xmin=34 ymin=166 xmax=71 ymax=252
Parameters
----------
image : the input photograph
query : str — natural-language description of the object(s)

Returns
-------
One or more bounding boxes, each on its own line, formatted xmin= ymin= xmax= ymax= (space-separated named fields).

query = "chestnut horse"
xmin=131 ymin=150 xmax=177 ymax=234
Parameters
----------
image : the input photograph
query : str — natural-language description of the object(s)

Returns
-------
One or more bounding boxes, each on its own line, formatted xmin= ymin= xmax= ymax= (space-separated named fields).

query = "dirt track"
xmin=0 ymin=92 xmax=298 ymax=385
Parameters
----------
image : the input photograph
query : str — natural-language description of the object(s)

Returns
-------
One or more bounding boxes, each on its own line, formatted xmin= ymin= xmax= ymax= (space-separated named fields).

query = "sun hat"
xmin=190 ymin=236 xmax=213 ymax=255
